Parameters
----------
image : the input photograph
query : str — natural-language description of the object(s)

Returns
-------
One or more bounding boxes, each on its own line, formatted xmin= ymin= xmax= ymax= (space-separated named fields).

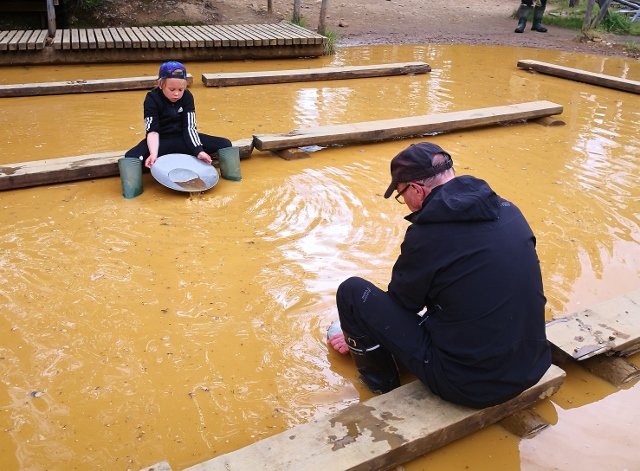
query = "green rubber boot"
xmin=531 ymin=6 xmax=547 ymax=32
xmin=217 ymin=146 xmax=242 ymax=181
xmin=514 ymin=4 xmax=531 ymax=33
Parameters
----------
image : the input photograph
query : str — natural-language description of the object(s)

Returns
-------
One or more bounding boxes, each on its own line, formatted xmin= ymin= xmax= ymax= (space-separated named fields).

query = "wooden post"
xmin=47 ymin=0 xmax=56 ymax=38
xmin=591 ymin=0 xmax=611 ymax=28
xmin=318 ymin=0 xmax=330 ymax=35
xmin=582 ymin=0 xmax=596 ymax=31
xmin=268 ymin=0 xmax=272 ymax=13
xmin=293 ymin=0 xmax=301 ymax=24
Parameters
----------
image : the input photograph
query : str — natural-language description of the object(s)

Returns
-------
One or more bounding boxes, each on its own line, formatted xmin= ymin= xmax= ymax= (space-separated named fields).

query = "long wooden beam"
xmin=0 ymin=74 xmax=194 ymax=98
xmin=201 ymin=62 xmax=431 ymax=87
xmin=181 ymin=365 xmax=565 ymax=471
xmin=0 ymin=138 xmax=254 ymax=191
xmin=253 ymin=100 xmax=564 ymax=151
xmin=517 ymin=59 xmax=640 ymax=94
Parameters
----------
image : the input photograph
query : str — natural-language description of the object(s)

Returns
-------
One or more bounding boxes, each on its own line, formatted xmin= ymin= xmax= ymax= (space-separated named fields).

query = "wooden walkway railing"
xmin=0 ymin=22 xmax=327 ymax=65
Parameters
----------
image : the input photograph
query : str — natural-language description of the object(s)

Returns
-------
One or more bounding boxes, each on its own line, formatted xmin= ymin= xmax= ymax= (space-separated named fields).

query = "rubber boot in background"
xmin=343 ymin=330 xmax=401 ymax=394
xmin=531 ymin=6 xmax=548 ymax=32
xmin=514 ymin=4 xmax=531 ymax=33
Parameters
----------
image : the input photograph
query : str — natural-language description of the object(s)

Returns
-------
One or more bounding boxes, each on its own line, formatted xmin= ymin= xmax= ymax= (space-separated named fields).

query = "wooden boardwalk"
xmin=0 ymin=22 xmax=327 ymax=65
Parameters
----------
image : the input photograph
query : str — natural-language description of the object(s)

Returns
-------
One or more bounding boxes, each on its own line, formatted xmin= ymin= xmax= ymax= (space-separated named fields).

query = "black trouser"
xmin=521 ymin=0 xmax=546 ymax=7
xmin=125 ymin=133 xmax=232 ymax=159
xmin=336 ymin=276 xmax=478 ymax=407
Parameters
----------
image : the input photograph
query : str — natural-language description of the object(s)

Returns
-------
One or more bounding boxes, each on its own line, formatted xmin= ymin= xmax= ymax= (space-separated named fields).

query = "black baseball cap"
xmin=383 ymin=142 xmax=453 ymax=198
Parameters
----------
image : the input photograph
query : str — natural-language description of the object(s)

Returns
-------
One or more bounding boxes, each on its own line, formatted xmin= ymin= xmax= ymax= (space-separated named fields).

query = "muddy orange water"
xmin=1 ymin=44 xmax=639 ymax=471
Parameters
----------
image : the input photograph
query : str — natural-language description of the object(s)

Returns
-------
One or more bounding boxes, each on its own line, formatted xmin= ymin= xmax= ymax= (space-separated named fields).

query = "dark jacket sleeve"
xmin=144 ymin=91 xmax=161 ymax=134
xmin=388 ymin=224 xmax=436 ymax=313
xmin=181 ymin=90 xmax=204 ymax=155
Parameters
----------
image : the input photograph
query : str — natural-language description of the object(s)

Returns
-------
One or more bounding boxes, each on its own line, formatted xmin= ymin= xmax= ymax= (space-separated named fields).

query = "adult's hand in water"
xmin=328 ymin=332 xmax=349 ymax=354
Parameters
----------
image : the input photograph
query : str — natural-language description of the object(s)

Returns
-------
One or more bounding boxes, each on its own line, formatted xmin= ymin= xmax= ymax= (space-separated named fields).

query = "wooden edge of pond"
xmin=253 ymin=100 xmax=564 ymax=151
xmin=0 ymin=74 xmax=195 ymax=98
xmin=201 ymin=61 xmax=431 ymax=87
xmin=0 ymin=138 xmax=253 ymax=191
xmin=170 ymin=365 xmax=564 ymax=471
xmin=517 ymin=59 xmax=640 ymax=95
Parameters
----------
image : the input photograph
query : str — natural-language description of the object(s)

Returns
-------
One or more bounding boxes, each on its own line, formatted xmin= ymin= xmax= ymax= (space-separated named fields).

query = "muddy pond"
xmin=1 ymin=43 xmax=639 ymax=470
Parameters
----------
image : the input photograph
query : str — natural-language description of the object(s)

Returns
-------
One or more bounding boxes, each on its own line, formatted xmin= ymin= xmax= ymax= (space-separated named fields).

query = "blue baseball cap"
xmin=159 ymin=61 xmax=187 ymax=80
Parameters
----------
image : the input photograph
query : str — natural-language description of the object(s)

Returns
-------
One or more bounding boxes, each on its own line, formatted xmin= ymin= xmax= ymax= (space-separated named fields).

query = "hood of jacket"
xmin=406 ymin=175 xmax=501 ymax=224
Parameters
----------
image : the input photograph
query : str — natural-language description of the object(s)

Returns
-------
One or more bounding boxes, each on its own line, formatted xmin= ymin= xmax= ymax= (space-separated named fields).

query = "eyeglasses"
xmin=395 ymin=181 xmax=424 ymax=204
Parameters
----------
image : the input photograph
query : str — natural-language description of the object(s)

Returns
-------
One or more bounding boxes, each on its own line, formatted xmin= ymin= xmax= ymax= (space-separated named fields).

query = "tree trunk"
xmin=582 ymin=0 xmax=596 ymax=31
xmin=268 ymin=0 xmax=273 ymax=13
xmin=318 ymin=0 xmax=330 ymax=34
xmin=591 ymin=0 xmax=612 ymax=28
xmin=47 ymin=0 xmax=56 ymax=37
xmin=293 ymin=0 xmax=301 ymax=24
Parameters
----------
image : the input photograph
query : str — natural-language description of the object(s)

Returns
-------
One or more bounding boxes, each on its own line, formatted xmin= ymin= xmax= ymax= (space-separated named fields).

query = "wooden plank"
xmin=171 ymin=26 xmax=197 ymax=47
xmin=224 ymin=24 xmax=253 ymax=46
xmin=0 ymin=31 xmax=18 ymax=51
xmin=273 ymin=148 xmax=310 ymax=160
xmin=142 ymin=26 xmax=165 ymax=48
xmin=100 ymin=28 xmax=115 ymax=49
xmin=79 ymin=28 xmax=89 ymax=49
xmin=273 ymin=24 xmax=302 ymax=44
xmin=183 ymin=26 xmax=206 ymax=47
xmin=17 ymin=30 xmax=34 ymax=50
xmin=280 ymin=22 xmax=324 ymax=44
xmin=499 ymin=409 xmax=550 ymax=439
xmin=546 ymin=289 xmax=640 ymax=360
xmin=238 ymin=24 xmax=268 ymax=46
xmin=153 ymin=26 xmax=178 ymax=48
xmin=202 ymin=62 xmax=431 ymax=87
xmin=183 ymin=365 xmax=565 ymax=471
xmin=131 ymin=27 xmax=153 ymax=48
xmin=252 ymin=24 xmax=277 ymax=46
xmin=109 ymin=27 xmax=124 ymax=49
xmin=52 ymin=28 xmax=63 ymax=50
xmin=189 ymin=25 xmax=214 ymax=47
xmin=116 ymin=27 xmax=132 ymax=48
xmin=581 ymin=355 xmax=640 ymax=387
xmin=94 ymin=28 xmax=106 ymax=49
xmin=0 ymin=138 xmax=254 ymax=191
xmin=86 ymin=29 xmax=97 ymax=49
xmin=34 ymin=29 xmax=48 ymax=50
xmin=70 ymin=28 xmax=80 ymax=50
xmin=199 ymin=25 xmax=227 ymax=47
xmin=215 ymin=25 xmax=239 ymax=46
xmin=62 ymin=28 xmax=71 ymax=50
xmin=0 ymin=74 xmax=195 ymax=98
xmin=233 ymin=24 xmax=262 ymax=46
xmin=253 ymin=101 xmax=564 ymax=151
xmin=8 ymin=30 xmax=26 ymax=51
xmin=518 ymin=59 xmax=640 ymax=94
xmin=124 ymin=27 xmax=141 ymax=48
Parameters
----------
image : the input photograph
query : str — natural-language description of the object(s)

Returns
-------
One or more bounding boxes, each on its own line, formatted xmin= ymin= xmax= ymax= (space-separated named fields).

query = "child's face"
xmin=160 ymin=78 xmax=186 ymax=102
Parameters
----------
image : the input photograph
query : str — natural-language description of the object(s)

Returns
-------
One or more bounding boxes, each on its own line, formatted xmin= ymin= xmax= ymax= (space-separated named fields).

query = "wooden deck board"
xmin=546 ymin=289 xmax=640 ymax=359
xmin=201 ymin=25 xmax=228 ymax=47
xmin=0 ymin=74 xmax=195 ymax=98
xmin=189 ymin=25 xmax=214 ymax=47
xmin=254 ymin=101 xmax=564 ymax=151
xmin=518 ymin=59 xmax=640 ymax=94
xmin=0 ymin=138 xmax=255 ymax=191
xmin=182 ymin=365 xmax=565 ymax=471
xmin=34 ymin=29 xmax=48 ymax=50
xmin=202 ymin=62 xmax=431 ymax=87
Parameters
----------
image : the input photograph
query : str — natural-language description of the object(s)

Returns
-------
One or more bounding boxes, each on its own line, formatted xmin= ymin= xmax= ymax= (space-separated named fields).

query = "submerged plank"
xmin=546 ymin=289 xmax=640 ymax=360
xmin=0 ymin=74 xmax=194 ymax=98
xmin=202 ymin=62 xmax=431 ymax=87
xmin=517 ymin=59 xmax=640 ymax=94
xmin=0 ymin=139 xmax=254 ymax=191
xmin=183 ymin=365 xmax=565 ymax=471
xmin=254 ymin=101 xmax=564 ymax=151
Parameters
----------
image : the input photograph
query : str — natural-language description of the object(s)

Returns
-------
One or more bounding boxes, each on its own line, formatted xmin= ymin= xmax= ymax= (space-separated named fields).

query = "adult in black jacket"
xmin=125 ymin=61 xmax=231 ymax=168
xmin=329 ymin=142 xmax=551 ymax=408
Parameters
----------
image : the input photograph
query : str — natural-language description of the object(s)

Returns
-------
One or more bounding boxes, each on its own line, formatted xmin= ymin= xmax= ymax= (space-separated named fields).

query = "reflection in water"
xmin=0 ymin=44 xmax=639 ymax=470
